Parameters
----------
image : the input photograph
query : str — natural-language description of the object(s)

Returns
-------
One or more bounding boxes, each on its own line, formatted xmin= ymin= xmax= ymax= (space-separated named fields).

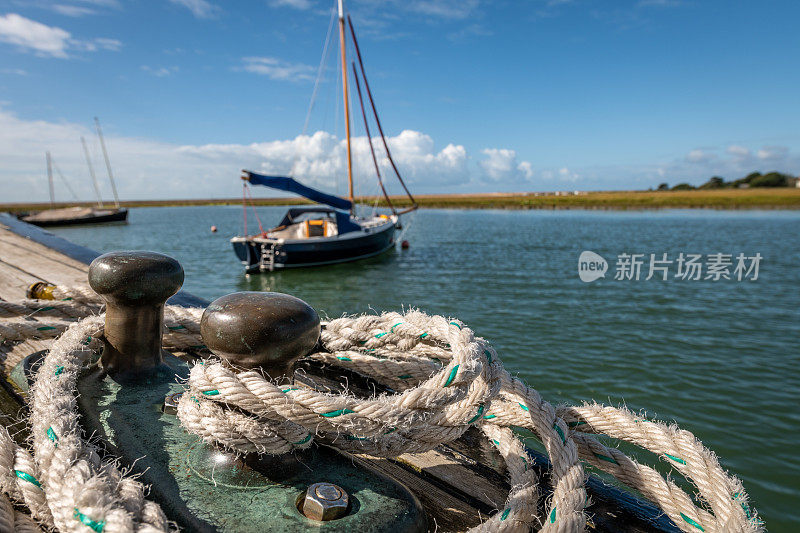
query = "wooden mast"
xmin=46 ymin=152 xmax=55 ymax=207
xmin=95 ymin=117 xmax=120 ymax=208
xmin=338 ymin=0 xmax=354 ymax=215
xmin=81 ymin=136 xmax=104 ymax=208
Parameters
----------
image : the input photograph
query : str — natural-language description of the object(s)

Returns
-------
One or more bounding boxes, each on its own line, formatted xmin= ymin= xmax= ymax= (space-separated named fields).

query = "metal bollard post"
xmin=88 ymin=251 xmax=183 ymax=378
xmin=200 ymin=291 xmax=320 ymax=382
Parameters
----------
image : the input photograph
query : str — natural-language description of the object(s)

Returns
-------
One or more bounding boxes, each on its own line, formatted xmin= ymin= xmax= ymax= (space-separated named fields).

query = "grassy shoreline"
xmin=2 ymin=188 xmax=800 ymax=213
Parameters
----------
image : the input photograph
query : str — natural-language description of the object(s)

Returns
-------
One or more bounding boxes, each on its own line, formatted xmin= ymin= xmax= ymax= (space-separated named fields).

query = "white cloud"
xmin=0 ymin=13 xmax=120 ymax=58
xmin=240 ymin=57 xmax=315 ymax=81
xmin=49 ymin=0 xmax=121 ymax=16
xmin=638 ymin=0 xmax=683 ymax=6
xmin=168 ymin=0 xmax=219 ymax=18
xmin=518 ymin=161 xmax=533 ymax=179
xmin=71 ymin=37 xmax=122 ymax=52
xmin=0 ymin=67 xmax=27 ymax=75
xmin=269 ymin=0 xmax=313 ymax=9
xmin=479 ymin=148 xmax=534 ymax=182
xmin=0 ymin=13 xmax=71 ymax=58
xmin=52 ymin=4 xmax=98 ymax=17
xmin=0 ymin=109 xmax=477 ymax=202
xmin=757 ymin=146 xmax=788 ymax=161
xmin=4 ymin=107 xmax=793 ymax=202
xmin=447 ymin=23 xmax=492 ymax=42
xmin=726 ymin=145 xmax=750 ymax=158
xmin=141 ymin=65 xmax=179 ymax=77
xmin=686 ymin=149 xmax=715 ymax=163
xmin=404 ymin=0 xmax=480 ymax=19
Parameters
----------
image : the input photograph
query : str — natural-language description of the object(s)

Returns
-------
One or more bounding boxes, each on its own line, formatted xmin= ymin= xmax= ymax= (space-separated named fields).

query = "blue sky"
xmin=1 ymin=0 xmax=799 ymax=202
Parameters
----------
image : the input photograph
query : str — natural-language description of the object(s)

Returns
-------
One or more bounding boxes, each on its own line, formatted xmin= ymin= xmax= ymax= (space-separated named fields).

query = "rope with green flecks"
xmin=178 ymin=310 xmax=762 ymax=533
xmin=1 ymin=286 xmax=765 ymax=533
xmin=4 ymin=316 xmax=175 ymax=533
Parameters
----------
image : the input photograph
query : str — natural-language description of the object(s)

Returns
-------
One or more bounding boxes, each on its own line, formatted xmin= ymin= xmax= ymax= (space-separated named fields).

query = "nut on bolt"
xmin=300 ymin=482 xmax=350 ymax=521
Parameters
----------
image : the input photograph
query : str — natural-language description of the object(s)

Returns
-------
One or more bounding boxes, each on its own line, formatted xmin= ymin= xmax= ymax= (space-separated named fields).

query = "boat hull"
xmin=22 ymin=208 xmax=128 ymax=227
xmin=233 ymin=222 xmax=396 ymax=273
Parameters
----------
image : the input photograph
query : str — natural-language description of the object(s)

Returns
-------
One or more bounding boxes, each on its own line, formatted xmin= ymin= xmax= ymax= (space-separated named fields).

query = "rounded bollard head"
xmin=200 ymin=292 xmax=320 ymax=378
xmin=300 ymin=482 xmax=350 ymax=521
xmin=88 ymin=251 xmax=184 ymax=306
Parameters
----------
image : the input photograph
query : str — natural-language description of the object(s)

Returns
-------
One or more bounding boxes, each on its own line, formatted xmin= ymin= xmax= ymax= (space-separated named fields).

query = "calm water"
xmin=51 ymin=206 xmax=800 ymax=530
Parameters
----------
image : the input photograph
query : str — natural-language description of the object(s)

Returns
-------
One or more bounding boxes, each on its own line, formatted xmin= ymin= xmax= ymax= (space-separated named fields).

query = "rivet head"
xmin=300 ymin=482 xmax=349 ymax=521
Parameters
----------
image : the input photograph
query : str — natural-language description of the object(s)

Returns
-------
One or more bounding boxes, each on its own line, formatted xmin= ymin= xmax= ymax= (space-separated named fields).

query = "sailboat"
xmin=231 ymin=0 xmax=417 ymax=273
xmin=22 ymin=118 xmax=128 ymax=227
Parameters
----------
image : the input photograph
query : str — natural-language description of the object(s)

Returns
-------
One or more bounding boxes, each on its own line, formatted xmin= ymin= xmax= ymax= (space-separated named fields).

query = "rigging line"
xmin=301 ymin=6 xmax=337 ymax=138
xmin=347 ymin=15 xmax=417 ymax=211
xmin=50 ymin=158 xmax=80 ymax=201
xmin=244 ymin=183 xmax=265 ymax=235
xmin=351 ymin=62 xmax=396 ymax=215
xmin=242 ymin=183 xmax=248 ymax=236
xmin=80 ymin=136 xmax=104 ymax=208
xmin=95 ymin=117 xmax=120 ymax=208
xmin=288 ymin=6 xmax=337 ymax=184
xmin=46 ymin=152 xmax=55 ymax=206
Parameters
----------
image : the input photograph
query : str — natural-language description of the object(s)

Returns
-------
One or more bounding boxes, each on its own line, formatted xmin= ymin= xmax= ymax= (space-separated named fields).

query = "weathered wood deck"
xmin=0 ymin=213 xmax=678 ymax=532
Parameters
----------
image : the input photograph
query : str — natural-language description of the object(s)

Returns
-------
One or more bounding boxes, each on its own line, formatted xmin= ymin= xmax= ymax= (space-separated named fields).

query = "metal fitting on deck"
xmin=88 ymin=251 xmax=183 ymax=378
xmin=200 ymin=291 xmax=320 ymax=382
xmin=299 ymin=483 xmax=350 ymax=521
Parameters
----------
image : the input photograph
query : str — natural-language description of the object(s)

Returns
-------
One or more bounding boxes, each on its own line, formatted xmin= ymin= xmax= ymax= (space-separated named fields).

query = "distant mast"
xmin=338 ymin=0 xmax=355 ymax=215
xmin=81 ymin=136 xmax=105 ymax=208
xmin=46 ymin=151 xmax=55 ymax=207
xmin=94 ymin=117 xmax=120 ymax=208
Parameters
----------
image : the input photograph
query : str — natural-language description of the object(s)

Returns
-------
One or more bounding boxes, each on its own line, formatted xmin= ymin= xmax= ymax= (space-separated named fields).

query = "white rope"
xmin=0 ymin=286 xmax=764 ymax=533
xmin=0 ymin=426 xmax=53 ymax=529
xmin=27 ymin=317 xmax=173 ymax=532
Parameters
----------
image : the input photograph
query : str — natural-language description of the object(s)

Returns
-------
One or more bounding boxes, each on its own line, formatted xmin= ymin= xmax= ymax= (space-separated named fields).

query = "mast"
xmin=81 ymin=136 xmax=104 ymax=208
xmin=338 ymin=0 xmax=355 ymax=215
xmin=46 ymin=151 xmax=55 ymax=207
xmin=95 ymin=117 xmax=120 ymax=208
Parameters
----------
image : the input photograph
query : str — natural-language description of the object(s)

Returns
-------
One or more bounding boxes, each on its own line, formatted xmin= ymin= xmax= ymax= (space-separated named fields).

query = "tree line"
xmin=657 ymin=171 xmax=797 ymax=191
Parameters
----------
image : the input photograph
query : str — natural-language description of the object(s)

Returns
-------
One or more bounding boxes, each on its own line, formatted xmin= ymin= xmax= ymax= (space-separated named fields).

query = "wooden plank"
xmin=345 ymin=452 xmax=487 ymax=532
xmin=0 ymin=231 xmax=89 ymax=287
xmin=0 ymin=232 xmax=90 ymax=272
xmin=393 ymin=448 xmax=506 ymax=510
xmin=0 ymin=259 xmax=43 ymax=301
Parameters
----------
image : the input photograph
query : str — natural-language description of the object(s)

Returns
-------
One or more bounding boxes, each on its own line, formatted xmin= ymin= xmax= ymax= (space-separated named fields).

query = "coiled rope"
xmin=0 ymin=288 xmax=763 ymax=533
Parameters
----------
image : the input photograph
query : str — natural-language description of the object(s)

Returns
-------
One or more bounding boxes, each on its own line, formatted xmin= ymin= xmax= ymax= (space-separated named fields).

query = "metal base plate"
xmin=74 ymin=353 xmax=426 ymax=532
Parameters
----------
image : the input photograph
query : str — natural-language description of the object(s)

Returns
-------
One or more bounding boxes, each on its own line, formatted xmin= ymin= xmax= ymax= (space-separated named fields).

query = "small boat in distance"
xmin=22 ymin=118 xmax=128 ymax=227
xmin=231 ymin=0 xmax=416 ymax=273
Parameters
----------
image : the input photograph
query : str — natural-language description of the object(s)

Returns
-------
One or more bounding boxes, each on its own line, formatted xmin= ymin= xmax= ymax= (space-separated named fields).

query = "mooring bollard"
xmin=200 ymin=291 xmax=320 ymax=382
xmin=88 ymin=251 xmax=184 ymax=377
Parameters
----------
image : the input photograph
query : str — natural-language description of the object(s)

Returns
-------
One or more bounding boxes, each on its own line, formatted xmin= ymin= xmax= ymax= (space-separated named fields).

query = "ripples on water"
xmin=51 ymin=206 xmax=800 ymax=530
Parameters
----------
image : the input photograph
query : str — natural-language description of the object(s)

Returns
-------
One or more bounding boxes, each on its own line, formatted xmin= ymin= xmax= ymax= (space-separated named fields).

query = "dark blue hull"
xmin=232 ymin=222 xmax=396 ymax=273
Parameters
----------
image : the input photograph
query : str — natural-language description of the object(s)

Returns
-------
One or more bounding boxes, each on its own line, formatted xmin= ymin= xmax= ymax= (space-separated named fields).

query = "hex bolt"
xmin=300 ymin=482 xmax=350 ymax=521
xmin=200 ymin=292 xmax=320 ymax=382
xmin=88 ymin=251 xmax=184 ymax=378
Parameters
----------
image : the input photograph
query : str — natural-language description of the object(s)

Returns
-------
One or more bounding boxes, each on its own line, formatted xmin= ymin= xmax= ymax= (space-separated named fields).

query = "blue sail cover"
xmin=244 ymin=171 xmax=352 ymax=211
